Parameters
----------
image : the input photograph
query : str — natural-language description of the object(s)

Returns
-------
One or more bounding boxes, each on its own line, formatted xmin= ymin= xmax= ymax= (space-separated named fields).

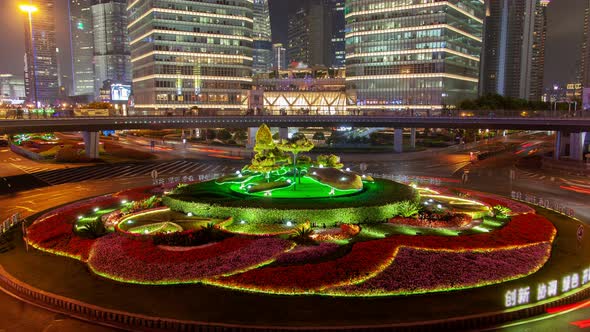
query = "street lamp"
xmin=20 ymin=4 xmax=39 ymax=108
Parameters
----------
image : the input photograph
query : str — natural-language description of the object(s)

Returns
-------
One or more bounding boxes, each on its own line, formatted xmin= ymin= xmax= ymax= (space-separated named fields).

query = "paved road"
xmin=1 ymin=134 xmax=590 ymax=331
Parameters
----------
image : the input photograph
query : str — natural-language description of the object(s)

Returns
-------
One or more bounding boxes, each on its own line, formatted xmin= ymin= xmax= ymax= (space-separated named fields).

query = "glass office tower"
xmin=253 ymin=0 xmax=273 ymax=75
xmin=128 ymin=0 xmax=253 ymax=113
xmin=92 ymin=0 xmax=131 ymax=99
xmin=345 ymin=0 xmax=484 ymax=112
xmin=23 ymin=0 xmax=59 ymax=106
xmin=69 ymin=0 xmax=94 ymax=97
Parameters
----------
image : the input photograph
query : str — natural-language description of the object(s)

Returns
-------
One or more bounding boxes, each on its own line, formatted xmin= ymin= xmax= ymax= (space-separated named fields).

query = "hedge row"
xmin=163 ymin=195 xmax=411 ymax=226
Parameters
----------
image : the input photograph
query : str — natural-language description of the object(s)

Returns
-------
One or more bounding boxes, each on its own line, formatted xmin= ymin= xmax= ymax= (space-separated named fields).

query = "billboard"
xmin=111 ymin=84 xmax=132 ymax=102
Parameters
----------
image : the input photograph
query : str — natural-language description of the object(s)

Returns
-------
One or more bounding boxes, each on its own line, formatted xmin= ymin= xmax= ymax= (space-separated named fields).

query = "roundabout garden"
xmin=10 ymin=125 xmax=590 ymax=330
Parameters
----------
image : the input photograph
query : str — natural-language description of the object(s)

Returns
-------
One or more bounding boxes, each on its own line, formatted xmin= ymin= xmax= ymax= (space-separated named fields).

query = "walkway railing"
xmin=0 ymin=213 xmax=20 ymax=236
xmin=2 ymin=109 xmax=590 ymax=120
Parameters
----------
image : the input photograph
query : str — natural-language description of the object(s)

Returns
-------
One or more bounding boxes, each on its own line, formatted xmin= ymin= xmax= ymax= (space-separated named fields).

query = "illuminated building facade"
xmin=581 ymin=0 xmax=590 ymax=88
xmin=23 ymin=0 xmax=59 ymax=106
xmin=69 ymin=0 xmax=94 ymax=96
xmin=254 ymin=67 xmax=349 ymax=114
xmin=127 ymin=0 xmax=253 ymax=113
xmin=345 ymin=0 xmax=484 ymax=111
xmin=253 ymin=0 xmax=273 ymax=75
xmin=480 ymin=0 xmax=549 ymax=101
xmin=0 ymin=74 xmax=26 ymax=101
xmin=273 ymin=43 xmax=287 ymax=70
xmin=327 ymin=0 xmax=346 ymax=68
xmin=92 ymin=0 xmax=131 ymax=99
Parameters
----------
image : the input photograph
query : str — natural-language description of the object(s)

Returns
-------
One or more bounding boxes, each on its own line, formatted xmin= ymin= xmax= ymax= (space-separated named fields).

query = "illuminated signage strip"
xmin=133 ymin=74 xmax=253 ymax=83
xmin=345 ymin=1 xmax=483 ymax=24
xmin=351 ymin=105 xmax=443 ymax=110
xmin=134 ymin=104 xmax=248 ymax=109
xmin=346 ymin=73 xmax=479 ymax=83
xmin=346 ymin=24 xmax=482 ymax=42
xmin=127 ymin=0 xmax=140 ymax=10
xmin=131 ymin=51 xmax=252 ymax=62
xmin=130 ymin=29 xmax=253 ymax=46
xmin=348 ymin=48 xmax=480 ymax=62
xmin=129 ymin=8 xmax=253 ymax=29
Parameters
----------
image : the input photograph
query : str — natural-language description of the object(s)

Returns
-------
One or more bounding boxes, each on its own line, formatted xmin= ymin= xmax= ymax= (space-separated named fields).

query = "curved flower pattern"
xmin=88 ymin=235 xmax=293 ymax=283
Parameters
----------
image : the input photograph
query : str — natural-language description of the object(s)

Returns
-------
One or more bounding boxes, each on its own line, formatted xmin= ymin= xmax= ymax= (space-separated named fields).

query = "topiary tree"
xmin=249 ymin=153 xmax=280 ymax=182
xmin=277 ymin=135 xmax=315 ymax=188
xmin=315 ymin=154 xmax=343 ymax=169
xmin=254 ymin=124 xmax=275 ymax=153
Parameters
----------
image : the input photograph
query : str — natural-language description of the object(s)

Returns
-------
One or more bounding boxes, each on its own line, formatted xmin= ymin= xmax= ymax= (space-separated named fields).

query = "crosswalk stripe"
xmin=177 ymin=162 xmax=200 ymax=174
xmin=40 ymin=168 xmax=93 ymax=183
xmin=156 ymin=161 xmax=187 ymax=174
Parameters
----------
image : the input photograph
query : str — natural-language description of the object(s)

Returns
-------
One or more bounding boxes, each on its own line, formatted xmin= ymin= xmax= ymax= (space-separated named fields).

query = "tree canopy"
xmin=458 ymin=94 xmax=549 ymax=111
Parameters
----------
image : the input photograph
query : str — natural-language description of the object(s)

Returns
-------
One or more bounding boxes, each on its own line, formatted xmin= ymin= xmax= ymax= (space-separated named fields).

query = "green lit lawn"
xmin=170 ymin=178 xmax=417 ymax=210
xmin=223 ymin=221 xmax=294 ymax=235
xmin=117 ymin=209 xmax=223 ymax=233
xmin=228 ymin=175 xmax=361 ymax=199
xmin=74 ymin=207 xmax=117 ymax=231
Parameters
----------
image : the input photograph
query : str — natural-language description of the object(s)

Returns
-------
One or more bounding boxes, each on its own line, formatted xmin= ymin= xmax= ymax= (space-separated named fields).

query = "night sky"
xmin=0 ymin=0 xmax=585 ymax=90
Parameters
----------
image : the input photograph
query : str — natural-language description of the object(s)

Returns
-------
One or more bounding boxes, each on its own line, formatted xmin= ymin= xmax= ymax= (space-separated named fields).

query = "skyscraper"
xmin=23 ymin=0 xmax=59 ymax=106
xmin=581 ymin=0 xmax=590 ymax=88
xmin=345 ymin=0 xmax=484 ymax=111
xmin=69 ymin=0 xmax=94 ymax=97
xmin=127 ymin=0 xmax=253 ymax=113
xmin=327 ymin=0 xmax=345 ymax=68
xmin=92 ymin=0 xmax=131 ymax=98
xmin=480 ymin=0 xmax=549 ymax=101
xmin=287 ymin=0 xmax=331 ymax=67
xmin=253 ymin=0 xmax=273 ymax=75
xmin=273 ymin=43 xmax=287 ymax=70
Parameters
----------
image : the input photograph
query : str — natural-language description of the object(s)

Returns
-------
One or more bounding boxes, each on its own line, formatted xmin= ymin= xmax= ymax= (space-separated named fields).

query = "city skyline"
xmin=0 ymin=0 xmax=586 ymax=102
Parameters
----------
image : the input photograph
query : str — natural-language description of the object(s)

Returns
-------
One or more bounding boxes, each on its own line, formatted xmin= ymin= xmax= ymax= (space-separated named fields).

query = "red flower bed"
xmin=390 ymin=213 xmax=472 ymax=228
xmin=26 ymin=213 xmax=95 ymax=260
xmin=88 ymin=235 xmax=292 ymax=283
xmin=26 ymin=188 xmax=155 ymax=261
xmin=215 ymin=213 xmax=556 ymax=294
xmin=454 ymin=189 xmax=535 ymax=215
xmin=335 ymin=242 xmax=552 ymax=295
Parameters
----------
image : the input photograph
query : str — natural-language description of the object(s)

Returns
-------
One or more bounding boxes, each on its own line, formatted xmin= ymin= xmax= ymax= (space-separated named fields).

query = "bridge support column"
xmin=570 ymin=132 xmax=587 ymax=161
xmin=410 ymin=128 xmax=416 ymax=149
xmin=82 ymin=131 xmax=100 ymax=159
xmin=554 ymin=131 xmax=565 ymax=160
xmin=247 ymin=127 xmax=258 ymax=149
xmin=278 ymin=127 xmax=289 ymax=140
xmin=394 ymin=128 xmax=403 ymax=153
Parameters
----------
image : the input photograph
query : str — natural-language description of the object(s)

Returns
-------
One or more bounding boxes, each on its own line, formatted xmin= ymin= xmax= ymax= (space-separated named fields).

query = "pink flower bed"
xmin=334 ymin=242 xmax=551 ymax=295
xmin=274 ymin=242 xmax=340 ymax=265
xmin=88 ymin=235 xmax=292 ymax=283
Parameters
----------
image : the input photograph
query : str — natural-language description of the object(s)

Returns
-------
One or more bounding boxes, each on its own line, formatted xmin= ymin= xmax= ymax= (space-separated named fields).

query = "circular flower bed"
xmin=25 ymin=183 xmax=558 ymax=297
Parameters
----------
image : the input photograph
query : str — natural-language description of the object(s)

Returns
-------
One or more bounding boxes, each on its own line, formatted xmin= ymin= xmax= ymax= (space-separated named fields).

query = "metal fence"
xmin=0 ymin=213 xmax=20 ymax=236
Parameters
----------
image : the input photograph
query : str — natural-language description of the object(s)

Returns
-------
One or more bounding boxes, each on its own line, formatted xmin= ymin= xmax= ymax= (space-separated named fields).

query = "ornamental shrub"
xmin=397 ymin=201 xmax=422 ymax=218
xmin=492 ymin=205 xmax=512 ymax=218
xmin=162 ymin=196 xmax=412 ymax=226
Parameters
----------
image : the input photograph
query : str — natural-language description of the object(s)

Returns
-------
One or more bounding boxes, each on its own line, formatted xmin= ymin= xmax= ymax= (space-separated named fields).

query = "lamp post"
xmin=19 ymin=4 xmax=39 ymax=108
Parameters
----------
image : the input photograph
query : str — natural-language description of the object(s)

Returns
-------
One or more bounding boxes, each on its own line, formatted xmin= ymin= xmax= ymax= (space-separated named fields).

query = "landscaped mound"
xmin=307 ymin=167 xmax=363 ymax=190
xmin=163 ymin=178 xmax=419 ymax=225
